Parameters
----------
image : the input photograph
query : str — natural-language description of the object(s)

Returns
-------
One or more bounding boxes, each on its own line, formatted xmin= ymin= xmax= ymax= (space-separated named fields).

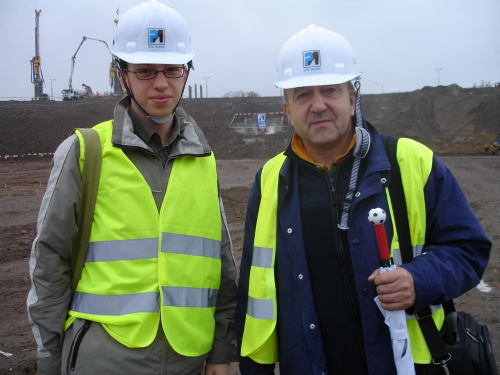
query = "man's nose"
xmin=310 ymin=91 xmax=327 ymax=112
xmin=152 ymin=72 xmax=170 ymax=89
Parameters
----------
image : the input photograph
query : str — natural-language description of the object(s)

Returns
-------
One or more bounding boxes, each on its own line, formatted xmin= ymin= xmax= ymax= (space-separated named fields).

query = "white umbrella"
xmin=369 ymin=208 xmax=415 ymax=375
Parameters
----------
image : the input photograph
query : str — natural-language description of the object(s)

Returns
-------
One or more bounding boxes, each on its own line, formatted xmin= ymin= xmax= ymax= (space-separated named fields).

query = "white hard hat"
xmin=275 ymin=24 xmax=359 ymax=89
xmin=112 ymin=0 xmax=194 ymax=65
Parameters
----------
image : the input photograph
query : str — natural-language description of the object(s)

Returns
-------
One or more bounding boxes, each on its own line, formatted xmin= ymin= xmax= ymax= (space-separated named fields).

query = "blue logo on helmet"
xmin=303 ymin=50 xmax=321 ymax=72
xmin=149 ymin=28 xmax=165 ymax=46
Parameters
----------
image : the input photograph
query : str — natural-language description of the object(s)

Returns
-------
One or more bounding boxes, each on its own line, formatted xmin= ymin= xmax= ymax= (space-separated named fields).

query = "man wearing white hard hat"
xmin=235 ymin=24 xmax=491 ymax=374
xmin=27 ymin=1 xmax=237 ymax=374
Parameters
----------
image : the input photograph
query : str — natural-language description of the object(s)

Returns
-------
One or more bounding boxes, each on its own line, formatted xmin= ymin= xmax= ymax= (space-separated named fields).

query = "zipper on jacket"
xmin=288 ymin=152 xmax=368 ymax=370
xmin=326 ymin=164 xmax=367 ymax=367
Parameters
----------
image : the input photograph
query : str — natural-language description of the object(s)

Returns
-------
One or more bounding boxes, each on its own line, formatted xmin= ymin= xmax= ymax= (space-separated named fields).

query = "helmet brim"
xmin=114 ymin=51 xmax=195 ymax=65
xmin=274 ymin=73 xmax=359 ymax=89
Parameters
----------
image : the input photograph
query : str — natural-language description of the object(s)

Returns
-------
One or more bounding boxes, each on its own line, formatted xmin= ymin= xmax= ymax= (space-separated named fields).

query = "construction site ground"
xmin=1 ymin=85 xmax=499 ymax=373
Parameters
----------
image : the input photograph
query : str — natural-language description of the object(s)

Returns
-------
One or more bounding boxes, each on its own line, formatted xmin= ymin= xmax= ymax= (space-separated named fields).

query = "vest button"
xmin=361 ymin=288 xmax=369 ymax=296
xmin=298 ymin=274 xmax=304 ymax=280
xmin=309 ymin=323 xmax=315 ymax=330
xmin=352 ymin=239 xmax=360 ymax=245
xmin=355 ymin=191 xmax=361 ymax=197
xmin=287 ymin=228 xmax=293 ymax=234
xmin=381 ymin=177 xmax=387 ymax=184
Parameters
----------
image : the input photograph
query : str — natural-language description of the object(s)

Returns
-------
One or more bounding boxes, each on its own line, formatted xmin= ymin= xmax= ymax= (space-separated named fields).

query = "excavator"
xmin=483 ymin=132 xmax=500 ymax=154
xmin=62 ymin=36 xmax=117 ymax=100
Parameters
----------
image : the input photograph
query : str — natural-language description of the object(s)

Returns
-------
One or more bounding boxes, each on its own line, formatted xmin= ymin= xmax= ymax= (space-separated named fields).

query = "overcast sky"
xmin=1 ymin=0 xmax=499 ymax=100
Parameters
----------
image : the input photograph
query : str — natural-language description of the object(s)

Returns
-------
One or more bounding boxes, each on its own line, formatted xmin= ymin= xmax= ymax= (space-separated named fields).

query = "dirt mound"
xmin=362 ymin=85 xmax=500 ymax=153
xmin=1 ymin=85 xmax=499 ymax=159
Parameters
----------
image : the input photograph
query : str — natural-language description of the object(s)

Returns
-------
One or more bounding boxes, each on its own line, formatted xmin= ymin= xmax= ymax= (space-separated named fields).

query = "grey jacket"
xmin=27 ymin=98 xmax=238 ymax=374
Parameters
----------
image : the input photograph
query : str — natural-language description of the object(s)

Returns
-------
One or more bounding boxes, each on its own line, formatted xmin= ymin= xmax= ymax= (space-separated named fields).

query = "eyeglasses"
xmin=124 ymin=66 xmax=185 ymax=80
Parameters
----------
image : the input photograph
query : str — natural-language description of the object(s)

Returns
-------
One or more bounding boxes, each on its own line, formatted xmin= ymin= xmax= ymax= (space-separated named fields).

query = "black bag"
xmin=440 ymin=310 xmax=498 ymax=374
xmin=383 ymin=135 xmax=499 ymax=374
xmin=415 ymin=309 xmax=498 ymax=375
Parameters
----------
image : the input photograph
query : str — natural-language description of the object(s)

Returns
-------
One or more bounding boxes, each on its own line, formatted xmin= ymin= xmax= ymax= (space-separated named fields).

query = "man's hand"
xmin=205 ymin=363 xmax=231 ymax=375
xmin=368 ymin=267 xmax=416 ymax=311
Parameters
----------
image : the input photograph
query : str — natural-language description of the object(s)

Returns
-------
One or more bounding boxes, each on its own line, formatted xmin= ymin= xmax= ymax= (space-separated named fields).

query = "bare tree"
xmin=223 ymin=90 xmax=261 ymax=98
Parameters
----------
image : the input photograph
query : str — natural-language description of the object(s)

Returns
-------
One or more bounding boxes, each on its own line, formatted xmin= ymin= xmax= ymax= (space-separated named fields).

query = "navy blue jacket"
xmin=235 ymin=122 xmax=491 ymax=375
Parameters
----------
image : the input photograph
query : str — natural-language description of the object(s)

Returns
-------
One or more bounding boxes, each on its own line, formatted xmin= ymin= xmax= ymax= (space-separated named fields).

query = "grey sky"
xmin=1 ymin=0 xmax=499 ymax=100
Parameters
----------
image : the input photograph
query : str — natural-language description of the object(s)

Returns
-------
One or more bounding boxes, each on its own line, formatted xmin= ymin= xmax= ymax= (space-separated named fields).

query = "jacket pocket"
xmin=66 ymin=320 xmax=91 ymax=373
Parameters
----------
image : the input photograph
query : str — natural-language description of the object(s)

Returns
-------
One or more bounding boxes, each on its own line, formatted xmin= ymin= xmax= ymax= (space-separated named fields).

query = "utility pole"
xmin=375 ymin=82 xmax=384 ymax=94
xmin=112 ymin=8 xmax=123 ymax=95
xmin=436 ymin=68 xmax=443 ymax=86
xmin=49 ymin=79 xmax=56 ymax=100
xmin=203 ymin=77 xmax=210 ymax=98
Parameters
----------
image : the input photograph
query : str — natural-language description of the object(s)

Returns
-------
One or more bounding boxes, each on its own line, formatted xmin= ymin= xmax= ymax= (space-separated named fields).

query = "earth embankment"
xmin=1 ymin=85 xmax=499 ymax=159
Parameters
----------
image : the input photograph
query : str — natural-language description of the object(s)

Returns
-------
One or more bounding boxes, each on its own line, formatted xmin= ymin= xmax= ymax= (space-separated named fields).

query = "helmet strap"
xmin=354 ymin=80 xmax=363 ymax=130
xmin=170 ymin=61 xmax=193 ymax=115
xmin=338 ymin=79 xmax=371 ymax=230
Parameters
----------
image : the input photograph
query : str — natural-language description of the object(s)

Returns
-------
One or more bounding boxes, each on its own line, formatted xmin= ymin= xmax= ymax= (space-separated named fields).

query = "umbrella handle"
xmin=373 ymin=223 xmax=391 ymax=262
xmin=368 ymin=208 xmax=393 ymax=267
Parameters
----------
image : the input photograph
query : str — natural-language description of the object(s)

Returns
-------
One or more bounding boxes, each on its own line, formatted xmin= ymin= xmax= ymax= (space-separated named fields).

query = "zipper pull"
xmin=465 ymin=328 xmax=479 ymax=343
xmin=329 ymin=176 xmax=335 ymax=193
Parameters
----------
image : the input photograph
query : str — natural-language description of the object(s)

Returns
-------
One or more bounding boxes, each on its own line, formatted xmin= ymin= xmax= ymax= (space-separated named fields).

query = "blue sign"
xmin=256 ymin=113 xmax=267 ymax=134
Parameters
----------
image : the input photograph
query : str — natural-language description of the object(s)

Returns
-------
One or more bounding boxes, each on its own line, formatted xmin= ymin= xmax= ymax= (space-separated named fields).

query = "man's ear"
xmin=283 ymin=101 xmax=290 ymax=117
xmin=282 ymin=101 xmax=294 ymax=128
xmin=282 ymin=90 xmax=291 ymax=118
xmin=118 ymin=69 xmax=127 ymax=92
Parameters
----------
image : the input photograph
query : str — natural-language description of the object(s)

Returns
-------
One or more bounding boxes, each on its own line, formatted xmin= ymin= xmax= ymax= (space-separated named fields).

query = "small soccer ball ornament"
xmin=368 ymin=208 xmax=386 ymax=225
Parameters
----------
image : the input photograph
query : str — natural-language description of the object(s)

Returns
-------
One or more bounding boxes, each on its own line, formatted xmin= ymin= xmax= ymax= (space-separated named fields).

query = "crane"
xmin=30 ymin=9 xmax=48 ymax=100
xmin=62 ymin=36 xmax=116 ymax=100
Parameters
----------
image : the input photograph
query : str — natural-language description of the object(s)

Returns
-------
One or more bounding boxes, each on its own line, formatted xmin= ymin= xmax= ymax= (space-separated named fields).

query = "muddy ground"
xmin=1 ymin=156 xmax=499 ymax=374
xmin=1 ymin=87 xmax=500 ymax=373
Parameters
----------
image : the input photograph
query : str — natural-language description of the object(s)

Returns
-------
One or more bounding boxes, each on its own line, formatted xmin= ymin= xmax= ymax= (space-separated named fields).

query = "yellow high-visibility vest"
xmin=240 ymin=153 xmax=285 ymax=364
xmin=66 ymin=121 xmax=222 ymax=357
xmin=242 ymin=139 xmax=444 ymax=364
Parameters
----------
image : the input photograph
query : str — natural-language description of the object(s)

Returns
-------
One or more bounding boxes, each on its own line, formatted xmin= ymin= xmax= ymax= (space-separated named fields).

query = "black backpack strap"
xmin=70 ymin=128 xmax=102 ymax=296
xmin=381 ymin=134 xmax=413 ymax=264
xmin=382 ymin=134 xmax=453 ymax=371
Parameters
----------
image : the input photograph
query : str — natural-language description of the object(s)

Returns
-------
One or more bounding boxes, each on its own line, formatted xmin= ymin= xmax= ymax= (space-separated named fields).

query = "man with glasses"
xmin=27 ymin=1 xmax=237 ymax=374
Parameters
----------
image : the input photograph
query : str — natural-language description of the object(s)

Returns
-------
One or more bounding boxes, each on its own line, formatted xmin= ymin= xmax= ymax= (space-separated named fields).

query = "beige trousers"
xmin=61 ymin=319 xmax=208 ymax=375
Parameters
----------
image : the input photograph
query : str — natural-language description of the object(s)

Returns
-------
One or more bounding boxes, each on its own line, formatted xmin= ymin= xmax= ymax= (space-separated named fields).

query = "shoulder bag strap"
xmin=382 ymin=134 xmax=413 ymax=264
xmin=382 ymin=134 xmax=452 ymax=369
xmin=69 ymin=128 xmax=102 ymax=296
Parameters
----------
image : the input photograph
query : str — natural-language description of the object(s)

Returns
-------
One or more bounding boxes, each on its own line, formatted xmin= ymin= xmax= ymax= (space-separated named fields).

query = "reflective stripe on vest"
xmin=240 ymin=153 xmax=286 ymax=364
xmin=68 ymin=122 xmax=221 ymax=356
xmin=241 ymin=139 xmax=444 ymax=364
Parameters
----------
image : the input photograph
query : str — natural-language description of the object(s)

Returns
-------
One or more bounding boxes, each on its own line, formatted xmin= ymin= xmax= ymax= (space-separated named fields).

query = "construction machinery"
xmin=483 ymin=132 xmax=500 ymax=155
xmin=30 ymin=9 xmax=48 ymax=100
xmin=62 ymin=36 xmax=117 ymax=100
xmin=62 ymin=84 xmax=94 ymax=100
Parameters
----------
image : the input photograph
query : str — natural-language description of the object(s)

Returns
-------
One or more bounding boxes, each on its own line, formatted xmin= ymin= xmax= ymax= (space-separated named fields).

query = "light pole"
xmin=49 ymin=78 xmax=56 ymax=100
xmin=435 ymin=68 xmax=443 ymax=86
xmin=203 ymin=76 xmax=210 ymax=98
xmin=374 ymin=82 xmax=384 ymax=94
